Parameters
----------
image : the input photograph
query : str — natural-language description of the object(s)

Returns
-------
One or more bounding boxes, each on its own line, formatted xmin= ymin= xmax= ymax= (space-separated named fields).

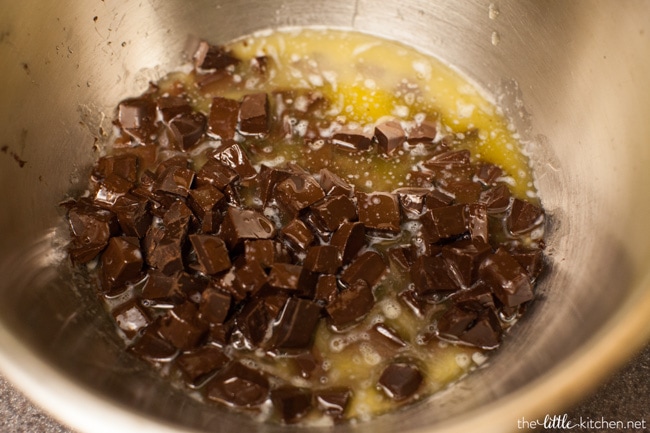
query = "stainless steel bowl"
xmin=1 ymin=1 xmax=649 ymax=432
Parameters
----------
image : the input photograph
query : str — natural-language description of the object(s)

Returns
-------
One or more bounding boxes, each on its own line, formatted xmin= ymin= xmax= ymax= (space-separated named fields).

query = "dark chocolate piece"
xmin=318 ymin=168 xmax=353 ymax=197
xmin=423 ymin=204 xmax=469 ymax=240
xmin=268 ymin=263 xmax=304 ymax=291
xmin=194 ymin=41 xmax=240 ymax=70
xmin=410 ymin=255 xmax=460 ymax=296
xmin=394 ymin=187 xmax=430 ymax=217
xmin=479 ymin=248 xmax=534 ymax=307
xmin=231 ymin=260 xmax=269 ymax=299
xmin=243 ymin=239 xmax=290 ymax=269
xmin=443 ymin=180 xmax=482 ymax=204
xmin=118 ymin=97 xmax=157 ymax=142
xmin=375 ymin=120 xmax=406 ymax=154
xmin=330 ymin=221 xmax=366 ymax=265
xmin=507 ymin=198 xmax=544 ymax=234
xmin=407 ymin=120 xmax=437 ymax=143
xmin=275 ymin=173 xmax=326 ymax=215
xmin=280 ymin=219 xmax=314 ymax=253
xmin=314 ymin=274 xmax=338 ymax=304
xmin=258 ymin=165 xmax=293 ymax=205
xmin=93 ymin=154 xmax=138 ymax=183
xmin=424 ymin=189 xmax=455 ymax=210
xmin=157 ymin=302 xmax=208 ymax=351
xmin=479 ymin=184 xmax=511 ymax=213
xmin=195 ymin=159 xmax=239 ymax=190
xmin=377 ymin=362 xmax=423 ymax=400
xmin=356 ymin=192 xmax=401 ymax=234
xmin=208 ymin=96 xmax=240 ymax=140
xmin=270 ymin=298 xmax=322 ymax=350
xmin=387 ymin=245 xmax=415 ymax=272
xmin=314 ymin=387 xmax=352 ymax=420
xmin=459 ymin=308 xmax=502 ymax=348
xmin=211 ymin=143 xmax=257 ymax=179
xmin=437 ymin=304 xmax=477 ymax=337
xmin=406 ymin=170 xmax=435 ymax=188
xmin=235 ymin=297 xmax=273 ymax=346
xmin=94 ymin=173 xmax=133 ymax=207
xmin=168 ymin=111 xmax=207 ymax=150
xmin=155 ymin=165 xmax=195 ymax=198
xmin=304 ymin=245 xmax=342 ymax=274
xmin=130 ymin=327 xmax=177 ymax=362
xmin=310 ymin=195 xmax=357 ymax=231
xmin=239 ymin=93 xmax=269 ymax=136
xmin=467 ymin=203 xmax=489 ymax=243
xmin=112 ymin=299 xmax=150 ymax=338
xmin=442 ymin=238 xmax=492 ymax=287
xmin=475 ymin=163 xmax=503 ymax=186
xmin=141 ymin=270 xmax=185 ymax=307
xmin=187 ymin=184 xmax=226 ymax=220
xmin=176 ymin=345 xmax=229 ymax=385
xmin=113 ymin=194 xmax=152 ymax=238
xmin=199 ymin=288 xmax=232 ymax=324
xmin=340 ymin=251 xmax=386 ymax=287
xmin=326 ymin=279 xmax=374 ymax=328
xmin=157 ymin=95 xmax=193 ymax=123
xmin=424 ymin=149 xmax=471 ymax=168
xmin=220 ymin=207 xmax=276 ymax=249
xmin=206 ymin=361 xmax=270 ymax=407
xmin=271 ymin=386 xmax=313 ymax=423
xmin=67 ymin=202 xmax=118 ymax=263
xmin=509 ymin=247 xmax=545 ymax=279
xmin=369 ymin=323 xmax=407 ymax=355
xmin=100 ymin=236 xmax=143 ymax=294
xmin=332 ymin=126 xmax=373 ymax=151
xmin=189 ymin=234 xmax=231 ymax=275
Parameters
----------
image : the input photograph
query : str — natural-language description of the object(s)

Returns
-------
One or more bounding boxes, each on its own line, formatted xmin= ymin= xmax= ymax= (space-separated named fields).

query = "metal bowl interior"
xmin=1 ymin=1 xmax=650 ymax=432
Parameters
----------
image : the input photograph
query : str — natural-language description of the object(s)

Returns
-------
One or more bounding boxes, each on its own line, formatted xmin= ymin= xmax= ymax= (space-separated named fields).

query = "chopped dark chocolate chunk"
xmin=208 ymin=96 xmax=240 ymax=140
xmin=424 ymin=189 xmax=455 ymax=210
xmin=467 ymin=203 xmax=489 ymax=243
xmin=479 ymin=248 xmax=534 ymax=307
xmin=332 ymin=125 xmax=373 ymax=151
xmin=271 ymin=386 xmax=313 ymax=423
xmin=310 ymin=195 xmax=357 ymax=231
xmin=442 ymin=238 xmax=492 ymax=287
xmin=100 ymin=236 xmax=143 ymax=294
xmin=377 ymin=362 xmax=423 ymax=401
xmin=220 ymin=207 xmax=276 ymax=249
xmin=280 ymin=219 xmax=314 ymax=253
xmin=235 ymin=297 xmax=273 ymax=346
xmin=475 ymin=163 xmax=504 ymax=186
xmin=194 ymin=41 xmax=240 ymax=71
xmin=95 ymin=173 xmax=133 ymax=207
xmin=394 ymin=187 xmax=430 ymax=217
xmin=410 ymin=255 xmax=461 ymax=296
xmin=176 ymin=345 xmax=229 ymax=385
xmin=155 ymin=165 xmax=195 ymax=198
xmin=231 ymin=259 xmax=269 ymax=299
xmin=479 ymin=184 xmax=511 ymax=213
xmin=406 ymin=170 xmax=435 ymax=188
xmin=93 ymin=154 xmax=138 ymax=183
xmin=509 ymin=247 xmax=545 ymax=279
xmin=387 ymin=245 xmax=414 ymax=272
xmin=157 ymin=302 xmax=208 ymax=350
xmin=211 ymin=143 xmax=257 ymax=179
xmin=118 ymin=97 xmax=157 ymax=142
xmin=157 ymin=95 xmax=193 ymax=123
xmin=369 ymin=323 xmax=407 ymax=355
xmin=330 ymin=221 xmax=366 ymax=265
xmin=424 ymin=149 xmax=471 ymax=168
xmin=206 ymin=361 xmax=270 ymax=408
xmin=112 ymin=299 xmax=150 ymax=338
xmin=314 ymin=274 xmax=338 ymax=304
xmin=507 ymin=198 xmax=544 ymax=234
xmin=275 ymin=173 xmax=326 ymax=215
xmin=130 ymin=327 xmax=177 ymax=362
xmin=314 ymin=387 xmax=352 ymax=419
xmin=318 ymin=168 xmax=353 ymax=197
xmin=113 ymin=194 xmax=152 ymax=238
xmin=437 ymin=304 xmax=477 ymax=337
xmin=340 ymin=250 xmax=386 ymax=287
xmin=304 ymin=245 xmax=342 ymax=274
xmin=443 ymin=179 xmax=483 ymax=204
xmin=141 ymin=270 xmax=185 ymax=307
xmin=423 ymin=204 xmax=469 ymax=240
xmin=199 ymin=288 xmax=232 ymax=324
xmin=239 ymin=93 xmax=269 ymax=136
xmin=187 ymin=184 xmax=226 ymax=220
xmin=189 ymin=234 xmax=231 ymax=275
xmin=243 ymin=239 xmax=290 ymax=269
xmin=168 ymin=111 xmax=207 ymax=150
xmin=195 ymin=159 xmax=239 ymax=190
xmin=326 ymin=279 xmax=374 ymax=328
xmin=407 ymin=120 xmax=437 ymax=143
xmin=268 ymin=263 xmax=303 ymax=291
xmin=459 ymin=308 xmax=502 ymax=348
xmin=270 ymin=298 xmax=322 ymax=350
xmin=67 ymin=202 xmax=118 ymax=263
xmin=356 ymin=192 xmax=401 ymax=234
xmin=375 ymin=120 xmax=406 ymax=154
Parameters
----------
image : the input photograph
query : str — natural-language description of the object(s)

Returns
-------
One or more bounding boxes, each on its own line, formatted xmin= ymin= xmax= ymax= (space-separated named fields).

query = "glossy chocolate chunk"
xmin=208 ymin=96 xmax=239 ymax=140
xmin=407 ymin=120 xmax=437 ymax=143
xmin=195 ymin=159 xmax=239 ymax=190
xmin=176 ymin=345 xmax=229 ymax=385
xmin=475 ymin=163 xmax=504 ymax=186
xmin=377 ymin=362 xmax=423 ymax=401
xmin=188 ymin=184 xmax=226 ymax=220
xmin=410 ymin=255 xmax=460 ymax=296
xmin=387 ymin=245 xmax=415 ymax=272
xmin=356 ymin=192 xmax=401 ymax=234
xmin=230 ymin=260 xmax=269 ymax=299
xmin=189 ymin=234 xmax=231 ymax=275
xmin=314 ymin=274 xmax=338 ymax=304
xmin=314 ymin=388 xmax=352 ymax=420
xmin=437 ymin=304 xmax=477 ymax=337
xmin=199 ymin=288 xmax=232 ymax=324
xmin=239 ymin=93 xmax=269 ymax=136
xmin=113 ymin=194 xmax=152 ymax=238
xmin=326 ymin=279 xmax=374 ymax=328
xmin=94 ymin=173 xmax=133 ymax=207
xmin=424 ymin=189 xmax=455 ymax=210
xmin=424 ymin=149 xmax=471 ymax=168
xmin=206 ymin=361 xmax=270 ymax=408
xmin=155 ymin=165 xmax=195 ymax=198
xmin=459 ymin=308 xmax=502 ymax=348
xmin=442 ymin=238 xmax=492 ymax=287
xmin=479 ymin=248 xmax=534 ymax=307
xmin=304 ymin=245 xmax=342 ymax=274
xmin=157 ymin=95 xmax=193 ymax=123
xmin=310 ymin=195 xmax=357 ymax=232
xmin=130 ymin=327 xmax=177 ymax=362
xmin=268 ymin=263 xmax=303 ymax=291
xmin=258 ymin=165 xmax=292 ymax=205
xmin=369 ymin=323 xmax=407 ymax=355
xmin=318 ymin=168 xmax=353 ymax=197
xmin=112 ymin=299 xmax=150 ymax=338
xmin=67 ymin=202 xmax=118 ymax=263
xmin=406 ymin=170 xmax=435 ymax=188
xmin=270 ymin=298 xmax=322 ymax=350
xmin=194 ymin=41 xmax=240 ymax=70
xmin=118 ymin=97 xmax=157 ymax=139
xmin=168 ymin=111 xmax=207 ymax=150
xmin=332 ymin=126 xmax=373 ymax=151
xmin=100 ymin=236 xmax=143 ymax=294
xmin=444 ymin=180 xmax=483 ymax=204
xmin=157 ymin=302 xmax=208 ymax=350
xmin=509 ymin=247 xmax=545 ymax=279
xmin=479 ymin=184 xmax=511 ymax=213
xmin=93 ymin=154 xmax=138 ymax=183
xmin=507 ymin=198 xmax=544 ymax=234
xmin=275 ymin=173 xmax=326 ymax=215
xmin=211 ymin=143 xmax=257 ymax=179
xmin=243 ymin=239 xmax=290 ymax=269
xmin=394 ymin=187 xmax=430 ymax=217
xmin=220 ymin=207 xmax=276 ymax=249
xmin=144 ymin=229 xmax=184 ymax=275
xmin=340 ymin=251 xmax=386 ymax=287
xmin=271 ymin=386 xmax=313 ymax=423
xmin=141 ymin=270 xmax=185 ymax=306
xmin=452 ymin=282 xmax=496 ymax=311
xmin=280 ymin=219 xmax=314 ymax=253
xmin=375 ymin=120 xmax=406 ymax=154
xmin=330 ymin=221 xmax=366 ymax=265
xmin=422 ymin=204 xmax=468 ymax=240
xmin=467 ymin=203 xmax=489 ymax=243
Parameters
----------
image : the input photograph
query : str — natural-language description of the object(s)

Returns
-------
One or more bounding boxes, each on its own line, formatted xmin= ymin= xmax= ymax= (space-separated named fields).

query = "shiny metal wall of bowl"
xmin=1 ymin=1 xmax=649 ymax=433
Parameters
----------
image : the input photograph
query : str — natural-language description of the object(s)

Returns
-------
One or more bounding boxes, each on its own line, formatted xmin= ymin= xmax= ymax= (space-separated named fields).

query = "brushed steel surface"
xmin=0 ymin=1 xmax=649 ymax=432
